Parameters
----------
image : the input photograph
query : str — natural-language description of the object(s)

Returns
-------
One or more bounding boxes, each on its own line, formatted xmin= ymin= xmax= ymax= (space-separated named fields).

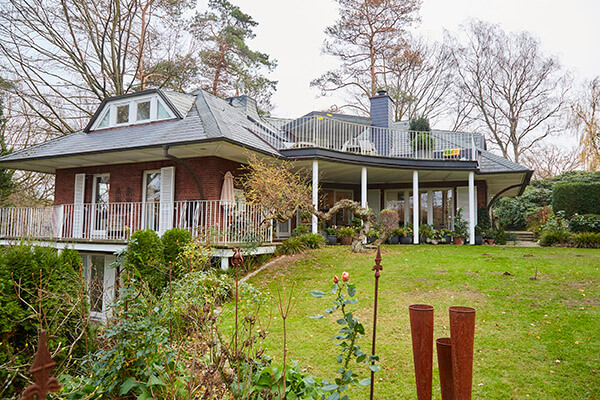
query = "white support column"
xmin=361 ymin=167 xmax=367 ymax=209
xmin=427 ymin=189 xmax=434 ymax=226
xmin=413 ymin=171 xmax=419 ymax=244
xmin=220 ymin=257 xmax=229 ymax=271
xmin=469 ymin=171 xmax=476 ymax=245
xmin=404 ymin=190 xmax=410 ymax=226
xmin=312 ymin=160 xmax=319 ymax=234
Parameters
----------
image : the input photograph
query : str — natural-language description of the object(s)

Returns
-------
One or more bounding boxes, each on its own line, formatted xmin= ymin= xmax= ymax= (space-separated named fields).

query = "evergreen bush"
xmin=571 ymin=232 xmax=600 ymax=248
xmin=552 ymin=182 xmax=600 ymax=217
xmin=568 ymin=214 xmax=600 ymax=233
xmin=125 ymin=230 xmax=165 ymax=295
xmin=161 ymin=228 xmax=192 ymax=264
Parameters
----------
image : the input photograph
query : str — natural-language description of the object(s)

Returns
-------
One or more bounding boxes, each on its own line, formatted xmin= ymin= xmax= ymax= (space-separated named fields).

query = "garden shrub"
xmin=571 ymin=232 xmax=600 ymax=248
xmin=552 ymin=182 xmax=600 ymax=217
xmin=161 ymin=228 xmax=192 ymax=265
xmin=275 ymin=233 xmax=325 ymax=255
xmin=539 ymin=230 xmax=571 ymax=247
xmin=477 ymin=207 xmax=491 ymax=230
xmin=161 ymin=271 xmax=233 ymax=338
xmin=569 ymin=214 xmax=600 ymax=233
xmin=494 ymin=227 xmax=507 ymax=245
xmin=0 ymin=245 xmax=88 ymax=395
xmin=291 ymin=224 xmax=309 ymax=236
xmin=63 ymin=284 xmax=189 ymax=399
xmin=125 ymin=229 xmax=165 ymax=295
xmin=175 ymin=239 xmax=213 ymax=274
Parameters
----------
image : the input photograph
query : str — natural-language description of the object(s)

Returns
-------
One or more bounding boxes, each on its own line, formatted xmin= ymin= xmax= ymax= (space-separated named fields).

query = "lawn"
xmin=243 ymin=245 xmax=600 ymax=399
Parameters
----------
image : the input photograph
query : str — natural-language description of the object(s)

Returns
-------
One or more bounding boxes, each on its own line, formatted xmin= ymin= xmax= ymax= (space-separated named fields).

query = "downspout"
xmin=162 ymin=145 xmax=205 ymax=199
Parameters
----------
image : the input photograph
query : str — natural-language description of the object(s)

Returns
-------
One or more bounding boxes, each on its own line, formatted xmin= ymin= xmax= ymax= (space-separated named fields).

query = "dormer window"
xmin=116 ymin=104 xmax=129 ymax=124
xmin=136 ymin=101 xmax=151 ymax=121
xmin=90 ymin=93 xmax=176 ymax=131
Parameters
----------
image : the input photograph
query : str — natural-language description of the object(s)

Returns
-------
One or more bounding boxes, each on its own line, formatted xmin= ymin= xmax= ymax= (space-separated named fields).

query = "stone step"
xmin=506 ymin=231 xmax=536 ymax=241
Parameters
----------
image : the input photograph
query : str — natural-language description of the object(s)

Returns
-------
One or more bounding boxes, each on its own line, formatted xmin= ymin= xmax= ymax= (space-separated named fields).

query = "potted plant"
xmin=367 ymin=228 xmax=380 ymax=244
xmin=419 ymin=224 xmax=433 ymax=244
xmin=428 ymin=228 xmax=444 ymax=244
xmin=319 ymin=221 xmax=327 ymax=239
xmin=484 ymin=228 xmax=496 ymax=245
xmin=453 ymin=208 xmax=468 ymax=245
xmin=326 ymin=227 xmax=337 ymax=245
xmin=474 ymin=225 xmax=483 ymax=245
xmin=411 ymin=132 xmax=434 ymax=159
xmin=337 ymin=226 xmax=355 ymax=246
xmin=400 ymin=224 xmax=414 ymax=244
xmin=440 ymin=228 xmax=453 ymax=244
xmin=388 ymin=228 xmax=402 ymax=244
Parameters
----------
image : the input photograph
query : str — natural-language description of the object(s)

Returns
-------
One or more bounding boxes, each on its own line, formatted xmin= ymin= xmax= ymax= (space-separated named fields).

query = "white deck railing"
xmin=0 ymin=200 xmax=273 ymax=244
xmin=258 ymin=115 xmax=479 ymax=161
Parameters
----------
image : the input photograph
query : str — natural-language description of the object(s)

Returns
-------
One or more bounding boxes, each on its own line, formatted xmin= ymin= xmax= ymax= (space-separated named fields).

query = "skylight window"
xmin=116 ymin=104 xmax=129 ymax=124
xmin=136 ymin=101 xmax=150 ymax=121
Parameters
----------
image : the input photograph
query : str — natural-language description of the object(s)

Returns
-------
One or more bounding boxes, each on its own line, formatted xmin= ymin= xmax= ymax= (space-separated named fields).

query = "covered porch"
xmin=299 ymin=160 xmax=525 ymax=244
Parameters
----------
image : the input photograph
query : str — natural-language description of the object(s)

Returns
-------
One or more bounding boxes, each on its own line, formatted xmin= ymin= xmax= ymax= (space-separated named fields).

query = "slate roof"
xmin=0 ymin=88 xmax=530 ymax=176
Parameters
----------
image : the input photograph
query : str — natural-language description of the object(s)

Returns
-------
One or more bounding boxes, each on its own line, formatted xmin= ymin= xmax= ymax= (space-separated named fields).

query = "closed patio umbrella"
xmin=220 ymin=171 xmax=235 ymax=208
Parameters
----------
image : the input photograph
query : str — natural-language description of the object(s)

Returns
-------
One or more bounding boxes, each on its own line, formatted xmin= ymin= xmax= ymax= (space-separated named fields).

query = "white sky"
xmin=197 ymin=0 xmax=600 ymax=119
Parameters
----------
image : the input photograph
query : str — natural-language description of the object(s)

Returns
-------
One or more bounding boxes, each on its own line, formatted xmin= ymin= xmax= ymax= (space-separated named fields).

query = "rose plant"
xmin=309 ymin=272 xmax=378 ymax=399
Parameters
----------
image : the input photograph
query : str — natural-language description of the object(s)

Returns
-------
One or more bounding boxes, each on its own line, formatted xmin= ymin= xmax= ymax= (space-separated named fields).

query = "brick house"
xmin=0 ymin=88 xmax=531 ymax=317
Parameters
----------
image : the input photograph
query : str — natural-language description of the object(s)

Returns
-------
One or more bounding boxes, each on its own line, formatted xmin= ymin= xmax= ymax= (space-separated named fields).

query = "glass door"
xmin=91 ymin=174 xmax=110 ymax=237
xmin=143 ymin=171 xmax=161 ymax=231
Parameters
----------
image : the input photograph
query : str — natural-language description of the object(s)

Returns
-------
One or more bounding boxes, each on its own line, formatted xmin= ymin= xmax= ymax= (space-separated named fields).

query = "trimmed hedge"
xmin=569 ymin=214 xmax=600 ymax=233
xmin=552 ymin=183 xmax=600 ymax=217
xmin=571 ymin=232 xmax=600 ymax=248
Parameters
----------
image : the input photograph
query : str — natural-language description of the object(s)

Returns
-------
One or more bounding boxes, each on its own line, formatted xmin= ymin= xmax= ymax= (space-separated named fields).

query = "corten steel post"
xmin=409 ymin=304 xmax=434 ymax=400
xmin=449 ymin=306 xmax=476 ymax=400
xmin=436 ymin=337 xmax=455 ymax=400
xmin=231 ymin=248 xmax=244 ymax=390
xmin=22 ymin=330 xmax=61 ymax=399
xmin=370 ymin=246 xmax=383 ymax=400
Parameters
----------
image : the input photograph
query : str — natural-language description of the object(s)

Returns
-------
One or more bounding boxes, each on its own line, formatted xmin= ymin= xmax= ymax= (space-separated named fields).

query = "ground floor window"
xmin=82 ymin=253 xmax=116 ymax=319
xmin=383 ymin=188 xmax=454 ymax=228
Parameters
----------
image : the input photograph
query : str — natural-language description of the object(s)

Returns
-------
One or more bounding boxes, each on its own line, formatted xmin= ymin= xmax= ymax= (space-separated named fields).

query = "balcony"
xmin=258 ymin=115 xmax=480 ymax=162
xmin=0 ymin=200 xmax=273 ymax=244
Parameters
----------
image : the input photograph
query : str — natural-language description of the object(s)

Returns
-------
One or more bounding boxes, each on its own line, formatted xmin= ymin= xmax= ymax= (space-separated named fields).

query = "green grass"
xmin=243 ymin=245 xmax=600 ymax=399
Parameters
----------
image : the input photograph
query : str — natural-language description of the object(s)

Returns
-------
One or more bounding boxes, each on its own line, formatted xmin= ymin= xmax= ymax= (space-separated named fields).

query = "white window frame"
xmin=91 ymin=95 xmax=176 ymax=131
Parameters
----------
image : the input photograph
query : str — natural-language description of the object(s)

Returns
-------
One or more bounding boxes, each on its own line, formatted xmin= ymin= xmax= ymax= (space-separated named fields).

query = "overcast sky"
xmin=197 ymin=0 xmax=600 ymax=120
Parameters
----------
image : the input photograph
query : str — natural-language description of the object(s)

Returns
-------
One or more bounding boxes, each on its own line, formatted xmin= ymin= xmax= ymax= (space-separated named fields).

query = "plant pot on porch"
xmin=454 ymin=237 xmax=464 ymax=245
xmin=367 ymin=236 xmax=377 ymax=244
xmin=420 ymin=235 xmax=428 ymax=244
xmin=443 ymin=235 xmax=452 ymax=244
xmin=389 ymin=235 xmax=400 ymax=244
xmin=400 ymin=236 xmax=413 ymax=244
xmin=340 ymin=236 xmax=352 ymax=245
xmin=475 ymin=236 xmax=483 ymax=245
xmin=326 ymin=235 xmax=337 ymax=245
xmin=486 ymin=238 xmax=495 ymax=245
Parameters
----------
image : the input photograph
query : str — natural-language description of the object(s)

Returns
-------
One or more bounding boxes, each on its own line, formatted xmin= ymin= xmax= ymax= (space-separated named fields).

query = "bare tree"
xmin=571 ymin=77 xmax=600 ymax=171
xmin=384 ymin=35 xmax=457 ymax=123
xmin=449 ymin=20 xmax=571 ymax=163
xmin=0 ymin=0 xmax=195 ymax=134
xmin=521 ymin=144 xmax=582 ymax=179
xmin=311 ymin=0 xmax=421 ymax=114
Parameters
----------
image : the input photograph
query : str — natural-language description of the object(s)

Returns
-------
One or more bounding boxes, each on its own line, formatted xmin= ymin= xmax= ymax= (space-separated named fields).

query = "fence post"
xmin=21 ymin=330 xmax=61 ymax=399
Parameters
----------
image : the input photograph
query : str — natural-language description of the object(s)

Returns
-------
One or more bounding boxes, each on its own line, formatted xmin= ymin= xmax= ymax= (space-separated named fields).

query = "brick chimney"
xmin=369 ymin=90 xmax=394 ymax=155
xmin=369 ymin=89 xmax=394 ymax=128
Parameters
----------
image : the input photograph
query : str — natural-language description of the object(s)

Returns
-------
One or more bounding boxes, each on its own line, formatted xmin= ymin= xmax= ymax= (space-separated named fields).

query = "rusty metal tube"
xmin=449 ymin=306 xmax=476 ymax=400
xmin=409 ymin=304 xmax=434 ymax=400
xmin=436 ymin=337 xmax=455 ymax=400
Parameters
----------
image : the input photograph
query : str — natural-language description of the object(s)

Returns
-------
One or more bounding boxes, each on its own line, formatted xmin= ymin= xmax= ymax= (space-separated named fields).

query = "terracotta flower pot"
xmin=436 ymin=337 xmax=454 ymax=400
xmin=340 ymin=236 xmax=352 ymax=245
xmin=454 ymin=237 xmax=464 ymax=245
xmin=449 ymin=306 xmax=476 ymax=400
xmin=409 ymin=304 xmax=434 ymax=400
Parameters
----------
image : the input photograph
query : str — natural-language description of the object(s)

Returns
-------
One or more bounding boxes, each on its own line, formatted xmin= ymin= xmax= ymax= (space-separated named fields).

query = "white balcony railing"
xmin=0 ymin=200 xmax=273 ymax=244
xmin=258 ymin=115 xmax=480 ymax=161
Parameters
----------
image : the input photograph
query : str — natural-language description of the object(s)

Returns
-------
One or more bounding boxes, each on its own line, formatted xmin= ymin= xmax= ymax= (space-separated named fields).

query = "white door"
xmin=91 ymin=174 xmax=110 ymax=238
xmin=142 ymin=170 xmax=161 ymax=231
xmin=456 ymin=186 xmax=477 ymax=231
xmin=367 ymin=189 xmax=381 ymax=215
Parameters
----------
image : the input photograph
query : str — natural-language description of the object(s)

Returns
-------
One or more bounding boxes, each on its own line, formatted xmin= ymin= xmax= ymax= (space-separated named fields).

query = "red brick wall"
xmin=54 ymin=156 xmax=244 ymax=205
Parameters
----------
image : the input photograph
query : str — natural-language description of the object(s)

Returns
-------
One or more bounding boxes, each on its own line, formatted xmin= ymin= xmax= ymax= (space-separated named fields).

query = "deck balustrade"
xmin=0 ymin=200 xmax=273 ymax=244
